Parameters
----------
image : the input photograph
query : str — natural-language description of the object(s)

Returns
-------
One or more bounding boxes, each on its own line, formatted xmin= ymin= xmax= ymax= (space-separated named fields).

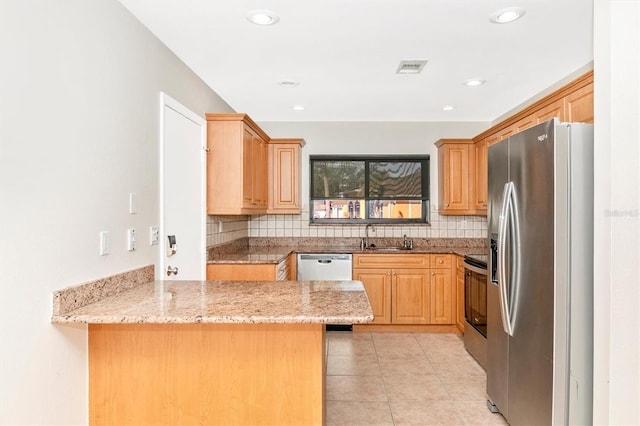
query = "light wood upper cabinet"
xmin=268 ymin=139 xmax=305 ymax=214
xmin=564 ymin=83 xmax=594 ymax=123
xmin=206 ymin=114 xmax=270 ymax=215
xmin=440 ymin=70 xmax=594 ymax=218
xmin=473 ymin=139 xmax=488 ymax=214
xmin=534 ymin=98 xmax=565 ymax=124
xmin=435 ymin=139 xmax=475 ymax=215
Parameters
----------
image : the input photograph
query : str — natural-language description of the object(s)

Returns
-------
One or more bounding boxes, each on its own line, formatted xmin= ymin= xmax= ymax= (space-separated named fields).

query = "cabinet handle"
xmin=446 ymin=203 xmax=450 ymax=207
xmin=438 ymin=260 xmax=443 ymax=264
xmin=432 ymin=272 xmax=435 ymax=276
xmin=387 ymin=272 xmax=392 ymax=276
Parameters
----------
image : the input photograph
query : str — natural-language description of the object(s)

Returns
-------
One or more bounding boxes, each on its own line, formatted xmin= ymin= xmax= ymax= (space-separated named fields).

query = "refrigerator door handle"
xmin=497 ymin=182 xmax=515 ymax=336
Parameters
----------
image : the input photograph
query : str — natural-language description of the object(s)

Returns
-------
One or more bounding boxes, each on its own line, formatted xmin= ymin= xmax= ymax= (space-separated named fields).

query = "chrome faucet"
xmin=403 ymin=234 xmax=414 ymax=250
xmin=362 ymin=224 xmax=376 ymax=249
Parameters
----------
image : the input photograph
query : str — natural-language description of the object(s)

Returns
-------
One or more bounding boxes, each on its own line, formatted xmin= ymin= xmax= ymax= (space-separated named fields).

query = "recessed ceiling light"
xmin=442 ymin=105 xmax=455 ymax=111
xmin=490 ymin=7 xmax=526 ymax=24
xmin=291 ymin=105 xmax=305 ymax=111
xmin=246 ymin=10 xmax=280 ymax=26
xmin=464 ymin=79 xmax=486 ymax=87
xmin=279 ymin=80 xmax=299 ymax=88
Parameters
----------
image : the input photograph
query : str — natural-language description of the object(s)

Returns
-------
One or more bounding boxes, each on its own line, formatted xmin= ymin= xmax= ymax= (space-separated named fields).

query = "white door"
xmin=160 ymin=93 xmax=206 ymax=280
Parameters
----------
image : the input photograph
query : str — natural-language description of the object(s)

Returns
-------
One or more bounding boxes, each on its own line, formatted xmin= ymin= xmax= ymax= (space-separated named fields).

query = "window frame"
xmin=309 ymin=154 xmax=430 ymax=224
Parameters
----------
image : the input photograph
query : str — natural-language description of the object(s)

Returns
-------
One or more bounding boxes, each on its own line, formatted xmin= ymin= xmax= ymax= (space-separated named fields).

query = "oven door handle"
xmin=463 ymin=262 xmax=488 ymax=275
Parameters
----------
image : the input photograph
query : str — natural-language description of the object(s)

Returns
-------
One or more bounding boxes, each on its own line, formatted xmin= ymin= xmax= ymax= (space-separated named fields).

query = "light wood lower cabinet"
xmin=392 ymin=269 xmax=431 ymax=324
xmin=353 ymin=254 xmax=455 ymax=326
xmin=352 ymin=268 xmax=392 ymax=324
xmin=207 ymin=256 xmax=293 ymax=281
xmin=89 ymin=323 xmax=325 ymax=425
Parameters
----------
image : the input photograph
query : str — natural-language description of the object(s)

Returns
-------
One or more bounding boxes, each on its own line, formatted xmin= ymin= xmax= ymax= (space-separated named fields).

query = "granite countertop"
xmin=52 ymin=279 xmax=374 ymax=325
xmin=208 ymin=245 xmax=488 ymax=265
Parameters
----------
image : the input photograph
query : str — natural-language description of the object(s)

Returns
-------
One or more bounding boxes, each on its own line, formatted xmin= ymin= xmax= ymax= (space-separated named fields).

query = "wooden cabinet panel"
xmin=353 ymin=254 xmax=454 ymax=326
xmin=564 ymin=83 xmax=594 ymax=123
xmin=430 ymin=269 xmax=453 ymax=324
xmin=268 ymin=139 xmax=304 ymax=214
xmin=435 ymin=139 xmax=475 ymax=215
xmin=392 ymin=269 xmax=431 ymax=324
xmin=430 ymin=254 xmax=452 ymax=269
xmin=455 ymin=256 xmax=465 ymax=333
xmin=353 ymin=269 xmax=392 ymax=324
xmin=473 ymin=139 xmax=488 ymax=213
xmin=206 ymin=114 xmax=270 ymax=215
xmin=207 ymin=255 xmax=293 ymax=281
xmin=535 ymin=98 xmax=565 ymax=123
xmin=353 ymin=254 xmax=430 ymax=268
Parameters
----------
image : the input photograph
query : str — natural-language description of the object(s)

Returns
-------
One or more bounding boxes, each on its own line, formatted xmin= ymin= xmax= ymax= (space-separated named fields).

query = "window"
xmin=310 ymin=155 xmax=430 ymax=224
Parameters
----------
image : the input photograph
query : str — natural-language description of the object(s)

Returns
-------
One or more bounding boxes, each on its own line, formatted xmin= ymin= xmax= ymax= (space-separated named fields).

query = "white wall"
xmin=593 ymin=1 xmax=640 ymax=424
xmin=0 ymin=1 xmax=233 ymax=424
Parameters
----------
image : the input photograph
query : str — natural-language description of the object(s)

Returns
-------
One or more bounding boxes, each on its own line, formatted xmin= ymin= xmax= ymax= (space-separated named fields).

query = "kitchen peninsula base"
xmin=89 ymin=323 xmax=325 ymax=426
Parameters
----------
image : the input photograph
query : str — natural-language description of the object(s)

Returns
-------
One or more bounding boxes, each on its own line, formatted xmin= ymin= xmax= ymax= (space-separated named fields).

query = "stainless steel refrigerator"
xmin=486 ymin=119 xmax=593 ymax=425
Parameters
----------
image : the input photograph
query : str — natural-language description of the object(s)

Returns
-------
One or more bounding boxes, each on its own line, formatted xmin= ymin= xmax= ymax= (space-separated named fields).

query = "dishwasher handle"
xmin=298 ymin=254 xmax=352 ymax=261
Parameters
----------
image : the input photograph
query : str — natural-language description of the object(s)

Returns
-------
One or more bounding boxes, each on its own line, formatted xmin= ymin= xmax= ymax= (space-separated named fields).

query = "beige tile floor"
xmin=325 ymin=331 xmax=509 ymax=425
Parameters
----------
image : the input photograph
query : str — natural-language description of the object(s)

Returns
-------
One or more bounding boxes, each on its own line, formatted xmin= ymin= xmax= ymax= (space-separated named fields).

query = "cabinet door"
xmin=474 ymin=140 xmax=488 ymax=213
xmin=564 ymin=83 xmax=593 ymax=123
xmin=430 ymin=269 xmax=453 ymax=324
xmin=392 ymin=269 xmax=430 ymax=324
xmin=242 ymin=128 xmax=255 ymax=208
xmin=440 ymin=144 xmax=470 ymax=212
xmin=535 ymin=98 xmax=565 ymax=123
xmin=268 ymin=142 xmax=301 ymax=213
xmin=207 ymin=263 xmax=276 ymax=281
xmin=253 ymin=137 xmax=268 ymax=209
xmin=455 ymin=256 xmax=466 ymax=333
xmin=353 ymin=269 xmax=392 ymax=324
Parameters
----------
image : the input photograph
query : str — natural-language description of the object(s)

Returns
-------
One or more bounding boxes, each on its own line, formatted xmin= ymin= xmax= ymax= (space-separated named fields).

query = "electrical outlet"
xmin=149 ymin=226 xmax=159 ymax=245
xmin=127 ymin=228 xmax=136 ymax=251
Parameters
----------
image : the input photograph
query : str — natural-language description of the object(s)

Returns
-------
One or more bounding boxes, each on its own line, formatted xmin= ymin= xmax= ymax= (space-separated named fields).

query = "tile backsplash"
xmin=207 ymin=210 xmax=487 ymax=247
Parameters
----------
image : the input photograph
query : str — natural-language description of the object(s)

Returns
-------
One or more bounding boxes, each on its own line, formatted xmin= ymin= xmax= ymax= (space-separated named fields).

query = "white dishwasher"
xmin=296 ymin=253 xmax=353 ymax=281
xmin=297 ymin=253 xmax=354 ymax=331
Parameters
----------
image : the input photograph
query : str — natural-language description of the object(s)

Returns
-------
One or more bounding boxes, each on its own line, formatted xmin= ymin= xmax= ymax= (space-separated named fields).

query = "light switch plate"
xmin=99 ymin=231 xmax=110 ymax=256
xmin=149 ymin=226 xmax=159 ymax=245
xmin=127 ymin=228 xmax=136 ymax=251
xmin=129 ymin=192 xmax=137 ymax=214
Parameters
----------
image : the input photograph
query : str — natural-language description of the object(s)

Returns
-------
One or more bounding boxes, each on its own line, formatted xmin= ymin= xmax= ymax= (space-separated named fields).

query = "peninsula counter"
xmin=53 ymin=279 xmax=373 ymax=426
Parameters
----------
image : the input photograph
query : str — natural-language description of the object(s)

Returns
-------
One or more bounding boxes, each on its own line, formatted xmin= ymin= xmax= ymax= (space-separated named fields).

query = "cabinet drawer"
xmin=456 ymin=255 xmax=465 ymax=270
xmin=353 ymin=254 xmax=430 ymax=268
xmin=430 ymin=254 xmax=452 ymax=269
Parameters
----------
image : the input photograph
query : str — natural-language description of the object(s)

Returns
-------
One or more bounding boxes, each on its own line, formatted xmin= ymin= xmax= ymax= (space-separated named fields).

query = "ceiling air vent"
xmin=396 ymin=60 xmax=428 ymax=74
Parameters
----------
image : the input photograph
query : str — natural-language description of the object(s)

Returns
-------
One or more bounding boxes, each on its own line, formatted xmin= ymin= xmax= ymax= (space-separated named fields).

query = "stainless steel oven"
xmin=463 ymin=254 xmax=488 ymax=369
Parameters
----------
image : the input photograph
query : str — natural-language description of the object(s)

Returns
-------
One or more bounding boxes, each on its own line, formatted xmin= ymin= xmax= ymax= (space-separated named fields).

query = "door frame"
xmin=159 ymin=92 xmax=207 ymax=280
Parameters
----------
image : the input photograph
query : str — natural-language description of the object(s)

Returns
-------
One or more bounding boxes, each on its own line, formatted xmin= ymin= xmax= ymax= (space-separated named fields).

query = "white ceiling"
xmin=118 ymin=0 xmax=593 ymax=122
